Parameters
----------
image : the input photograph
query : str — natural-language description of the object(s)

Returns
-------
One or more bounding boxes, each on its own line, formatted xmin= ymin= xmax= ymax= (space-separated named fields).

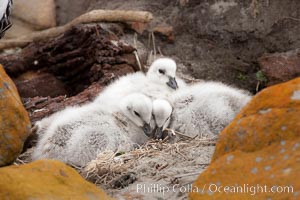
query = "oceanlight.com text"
xmin=205 ymin=183 xmax=294 ymax=196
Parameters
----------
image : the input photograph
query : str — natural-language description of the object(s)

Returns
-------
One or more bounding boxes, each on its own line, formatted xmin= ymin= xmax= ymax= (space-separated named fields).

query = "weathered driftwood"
xmin=22 ymin=63 xmax=133 ymax=123
xmin=14 ymin=72 xmax=68 ymax=98
xmin=0 ymin=10 xmax=153 ymax=50
xmin=0 ymin=24 xmax=138 ymax=124
xmin=24 ymin=82 xmax=102 ymax=123
xmin=0 ymin=24 xmax=137 ymax=96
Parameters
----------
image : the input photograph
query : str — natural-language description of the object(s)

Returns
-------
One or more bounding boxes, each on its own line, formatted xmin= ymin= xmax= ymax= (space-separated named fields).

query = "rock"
xmin=3 ymin=18 xmax=36 ymax=39
xmin=179 ymin=0 xmax=189 ymax=7
xmin=190 ymin=77 xmax=300 ymax=199
xmin=56 ymin=0 xmax=91 ymax=25
xmin=14 ymin=72 xmax=68 ymax=98
xmin=258 ymin=49 xmax=300 ymax=86
xmin=212 ymin=77 xmax=300 ymax=161
xmin=190 ymin=138 xmax=300 ymax=199
xmin=126 ymin=22 xmax=148 ymax=34
xmin=4 ymin=0 xmax=56 ymax=39
xmin=0 ymin=160 xmax=113 ymax=200
xmin=12 ymin=0 xmax=56 ymax=30
xmin=153 ymin=23 xmax=175 ymax=42
xmin=0 ymin=65 xmax=31 ymax=167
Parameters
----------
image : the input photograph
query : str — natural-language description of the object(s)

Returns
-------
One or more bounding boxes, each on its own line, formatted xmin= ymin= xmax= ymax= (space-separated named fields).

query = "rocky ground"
xmin=5 ymin=0 xmax=300 ymax=92
xmin=57 ymin=0 xmax=300 ymax=93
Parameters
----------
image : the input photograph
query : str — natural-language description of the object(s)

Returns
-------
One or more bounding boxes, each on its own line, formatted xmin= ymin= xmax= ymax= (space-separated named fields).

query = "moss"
xmin=256 ymin=70 xmax=267 ymax=82
xmin=237 ymin=72 xmax=247 ymax=81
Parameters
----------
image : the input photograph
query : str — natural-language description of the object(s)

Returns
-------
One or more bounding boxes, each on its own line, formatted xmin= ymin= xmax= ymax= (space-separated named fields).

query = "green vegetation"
xmin=256 ymin=70 xmax=267 ymax=82
xmin=237 ymin=72 xmax=247 ymax=81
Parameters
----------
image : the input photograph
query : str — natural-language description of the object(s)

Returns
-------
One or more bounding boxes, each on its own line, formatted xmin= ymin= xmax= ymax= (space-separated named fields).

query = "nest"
xmin=13 ymin=129 xmax=217 ymax=198
xmin=80 ymin=133 xmax=217 ymax=188
xmin=14 ymin=148 xmax=33 ymax=166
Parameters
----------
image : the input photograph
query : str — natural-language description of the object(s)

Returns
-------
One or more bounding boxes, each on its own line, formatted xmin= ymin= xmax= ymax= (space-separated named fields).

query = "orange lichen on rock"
xmin=213 ymin=77 xmax=300 ymax=161
xmin=0 ymin=65 xmax=31 ymax=166
xmin=0 ymin=160 xmax=114 ymax=200
xmin=190 ymin=138 xmax=300 ymax=200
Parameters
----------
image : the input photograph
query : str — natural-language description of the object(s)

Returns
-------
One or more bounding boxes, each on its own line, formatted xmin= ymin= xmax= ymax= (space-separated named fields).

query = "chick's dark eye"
xmin=158 ymin=69 xmax=165 ymax=74
xmin=134 ymin=111 xmax=140 ymax=117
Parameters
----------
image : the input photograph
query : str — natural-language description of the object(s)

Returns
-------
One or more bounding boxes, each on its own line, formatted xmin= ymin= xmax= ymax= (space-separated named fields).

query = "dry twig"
xmin=0 ymin=10 xmax=153 ymax=50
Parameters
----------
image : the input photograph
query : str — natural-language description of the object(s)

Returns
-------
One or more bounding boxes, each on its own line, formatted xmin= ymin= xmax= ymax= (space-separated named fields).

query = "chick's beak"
xmin=166 ymin=77 xmax=178 ymax=90
xmin=142 ymin=123 xmax=152 ymax=137
xmin=155 ymin=127 xmax=164 ymax=140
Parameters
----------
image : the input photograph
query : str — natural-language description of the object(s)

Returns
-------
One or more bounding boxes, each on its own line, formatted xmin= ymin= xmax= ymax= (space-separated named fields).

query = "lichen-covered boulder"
xmin=0 ymin=160 xmax=113 ymax=200
xmin=0 ymin=65 xmax=31 ymax=167
xmin=190 ymin=77 xmax=300 ymax=199
xmin=213 ymin=77 xmax=300 ymax=161
xmin=190 ymin=139 xmax=300 ymax=199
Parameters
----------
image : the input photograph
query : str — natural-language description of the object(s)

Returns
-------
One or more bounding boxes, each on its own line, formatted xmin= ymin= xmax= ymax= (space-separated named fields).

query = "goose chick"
xmin=146 ymin=57 xmax=186 ymax=90
xmin=32 ymin=93 xmax=153 ymax=166
xmin=94 ymin=57 xmax=186 ymax=111
xmin=94 ymin=72 xmax=146 ymax=112
xmin=34 ymin=106 xmax=80 ymax=136
xmin=152 ymin=82 xmax=252 ymax=139
xmin=151 ymin=99 xmax=173 ymax=139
